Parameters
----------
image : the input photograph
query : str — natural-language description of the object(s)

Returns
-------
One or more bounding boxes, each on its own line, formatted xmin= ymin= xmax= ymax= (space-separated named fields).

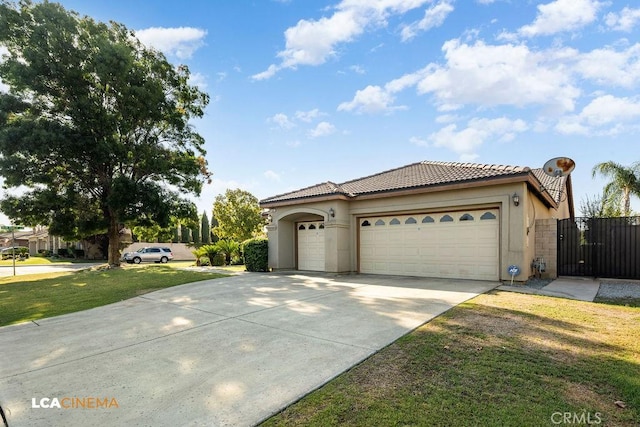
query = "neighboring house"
xmin=260 ymin=161 xmax=574 ymax=281
xmin=0 ymin=230 xmax=32 ymax=249
xmin=0 ymin=225 xmax=90 ymax=257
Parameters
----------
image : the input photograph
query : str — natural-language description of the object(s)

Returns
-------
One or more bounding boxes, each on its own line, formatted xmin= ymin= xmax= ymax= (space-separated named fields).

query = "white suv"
xmin=122 ymin=247 xmax=174 ymax=264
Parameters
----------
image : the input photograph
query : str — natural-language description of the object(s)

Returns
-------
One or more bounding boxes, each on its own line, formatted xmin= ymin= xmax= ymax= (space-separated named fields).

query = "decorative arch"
xmin=274 ymin=207 xmax=332 ymax=223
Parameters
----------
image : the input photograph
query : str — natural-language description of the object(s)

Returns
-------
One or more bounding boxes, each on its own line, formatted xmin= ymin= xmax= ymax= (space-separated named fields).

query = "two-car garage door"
xmin=359 ymin=209 xmax=500 ymax=281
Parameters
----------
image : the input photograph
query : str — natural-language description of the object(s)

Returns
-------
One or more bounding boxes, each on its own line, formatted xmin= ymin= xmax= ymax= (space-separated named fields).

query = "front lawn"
xmin=0 ymin=265 xmax=228 ymax=327
xmin=262 ymin=291 xmax=640 ymax=427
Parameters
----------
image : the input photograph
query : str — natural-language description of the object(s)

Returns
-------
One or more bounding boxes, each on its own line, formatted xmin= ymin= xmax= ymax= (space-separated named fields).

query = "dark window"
xmin=422 ymin=216 xmax=435 ymax=223
xmin=298 ymin=224 xmax=306 ymax=230
xmin=361 ymin=220 xmax=371 ymax=227
xmin=375 ymin=219 xmax=385 ymax=226
xmin=309 ymin=224 xmax=316 ymax=230
xmin=405 ymin=217 xmax=417 ymax=224
xmin=440 ymin=215 xmax=454 ymax=222
xmin=460 ymin=214 xmax=474 ymax=221
xmin=481 ymin=212 xmax=497 ymax=220
xmin=319 ymin=224 xmax=325 ymax=229
xmin=390 ymin=218 xmax=401 ymax=225
xmin=150 ymin=248 xmax=161 ymax=253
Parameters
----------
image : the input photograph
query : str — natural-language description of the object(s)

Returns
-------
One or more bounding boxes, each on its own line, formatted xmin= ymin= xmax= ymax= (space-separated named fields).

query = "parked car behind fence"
xmin=1 ymin=246 xmax=29 ymax=260
xmin=121 ymin=247 xmax=174 ymax=264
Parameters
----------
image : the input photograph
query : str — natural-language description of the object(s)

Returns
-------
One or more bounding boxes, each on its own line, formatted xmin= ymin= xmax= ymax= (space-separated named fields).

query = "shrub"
xmin=192 ymin=244 xmax=222 ymax=267
xmin=243 ymin=238 xmax=268 ymax=272
xmin=215 ymin=240 xmax=239 ymax=265
xmin=74 ymin=249 xmax=85 ymax=258
xmin=57 ymin=248 xmax=69 ymax=257
xmin=196 ymin=256 xmax=210 ymax=266
xmin=210 ymin=252 xmax=225 ymax=266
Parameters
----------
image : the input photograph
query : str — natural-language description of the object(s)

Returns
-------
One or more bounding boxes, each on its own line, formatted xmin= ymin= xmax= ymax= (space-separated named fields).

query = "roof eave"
xmin=526 ymin=174 xmax=561 ymax=209
xmin=260 ymin=193 xmax=352 ymax=208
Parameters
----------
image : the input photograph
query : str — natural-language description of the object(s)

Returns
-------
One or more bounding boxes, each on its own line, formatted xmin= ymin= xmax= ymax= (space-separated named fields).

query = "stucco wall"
xmin=266 ymin=181 xmax=569 ymax=281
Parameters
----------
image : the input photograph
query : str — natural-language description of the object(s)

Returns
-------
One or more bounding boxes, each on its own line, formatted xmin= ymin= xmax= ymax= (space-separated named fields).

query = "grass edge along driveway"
xmin=0 ymin=265 xmax=228 ymax=327
xmin=261 ymin=291 xmax=640 ymax=427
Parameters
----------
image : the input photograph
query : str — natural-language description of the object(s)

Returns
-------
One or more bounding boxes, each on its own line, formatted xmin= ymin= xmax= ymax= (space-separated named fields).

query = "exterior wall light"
xmin=512 ymin=193 xmax=520 ymax=207
xmin=329 ymin=208 xmax=335 ymax=218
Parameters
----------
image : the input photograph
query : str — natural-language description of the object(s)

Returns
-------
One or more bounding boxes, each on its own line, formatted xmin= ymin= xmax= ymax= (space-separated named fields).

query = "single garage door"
xmin=297 ymin=221 xmax=325 ymax=271
xmin=359 ymin=209 xmax=499 ymax=280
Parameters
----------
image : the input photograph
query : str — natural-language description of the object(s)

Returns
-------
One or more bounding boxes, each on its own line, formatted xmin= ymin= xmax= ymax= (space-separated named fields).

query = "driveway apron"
xmin=0 ymin=272 xmax=497 ymax=426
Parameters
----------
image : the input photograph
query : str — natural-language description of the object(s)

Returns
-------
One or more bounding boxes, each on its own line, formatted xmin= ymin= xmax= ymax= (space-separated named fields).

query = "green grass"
xmin=0 ymin=264 xmax=228 ymax=327
xmin=262 ymin=291 xmax=640 ymax=427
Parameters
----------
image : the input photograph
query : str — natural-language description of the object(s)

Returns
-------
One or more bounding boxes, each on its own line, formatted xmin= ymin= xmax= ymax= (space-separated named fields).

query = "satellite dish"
xmin=543 ymin=157 xmax=575 ymax=177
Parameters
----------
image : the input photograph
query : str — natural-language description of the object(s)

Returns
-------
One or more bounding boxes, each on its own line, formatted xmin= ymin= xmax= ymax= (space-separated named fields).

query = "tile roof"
xmin=260 ymin=160 xmax=566 ymax=205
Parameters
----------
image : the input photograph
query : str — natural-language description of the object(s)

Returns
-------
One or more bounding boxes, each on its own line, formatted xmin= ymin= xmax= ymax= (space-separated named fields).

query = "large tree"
xmin=212 ymin=189 xmax=264 ymax=243
xmin=592 ymin=161 xmax=640 ymax=217
xmin=0 ymin=1 xmax=210 ymax=265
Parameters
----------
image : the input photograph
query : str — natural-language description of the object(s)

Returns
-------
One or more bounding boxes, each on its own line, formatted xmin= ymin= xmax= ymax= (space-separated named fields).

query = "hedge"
xmin=242 ymin=238 xmax=268 ymax=272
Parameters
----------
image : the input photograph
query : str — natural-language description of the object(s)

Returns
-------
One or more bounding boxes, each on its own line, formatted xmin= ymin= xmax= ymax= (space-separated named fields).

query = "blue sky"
xmin=2 ymin=0 xmax=640 ymax=225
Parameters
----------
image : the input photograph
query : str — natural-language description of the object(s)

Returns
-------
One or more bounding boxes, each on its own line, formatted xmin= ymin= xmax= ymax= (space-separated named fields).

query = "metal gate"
xmin=558 ymin=216 xmax=640 ymax=279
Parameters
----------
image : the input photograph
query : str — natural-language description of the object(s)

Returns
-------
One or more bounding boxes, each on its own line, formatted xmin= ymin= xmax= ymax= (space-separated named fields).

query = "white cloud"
xmin=517 ymin=0 xmax=604 ymax=38
xmin=556 ymin=95 xmax=640 ymax=135
xmin=264 ymin=170 xmax=281 ymax=181
xmin=409 ymin=136 xmax=429 ymax=146
xmin=573 ymin=43 xmax=640 ymax=88
xmin=308 ymin=121 xmax=336 ymax=138
xmin=340 ymin=39 xmax=586 ymax=115
xmin=605 ymin=7 xmax=640 ymax=32
xmin=427 ymin=117 xmax=528 ymax=159
xmin=252 ymin=0 xmax=432 ymax=79
xmin=435 ymin=114 xmax=459 ymax=123
xmin=400 ymin=1 xmax=455 ymax=42
xmin=416 ymin=40 xmax=580 ymax=113
xmin=268 ymin=113 xmax=295 ymax=130
xmin=188 ymin=72 xmax=208 ymax=90
xmin=216 ymin=72 xmax=227 ymax=82
xmin=135 ymin=27 xmax=207 ymax=59
xmin=337 ymin=68 xmax=429 ymax=114
xmin=252 ymin=64 xmax=280 ymax=81
xmin=349 ymin=64 xmax=366 ymax=74
xmin=337 ymin=85 xmax=404 ymax=114
xmin=295 ymin=109 xmax=325 ymax=122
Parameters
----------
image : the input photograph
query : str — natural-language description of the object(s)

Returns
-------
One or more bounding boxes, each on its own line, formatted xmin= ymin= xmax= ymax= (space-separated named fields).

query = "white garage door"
xmin=359 ymin=209 xmax=499 ymax=280
xmin=297 ymin=221 xmax=325 ymax=271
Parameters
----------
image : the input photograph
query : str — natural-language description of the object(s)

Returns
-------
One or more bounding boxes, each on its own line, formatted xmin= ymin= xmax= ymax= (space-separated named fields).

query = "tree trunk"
xmin=623 ymin=188 xmax=631 ymax=217
xmin=107 ymin=215 xmax=121 ymax=267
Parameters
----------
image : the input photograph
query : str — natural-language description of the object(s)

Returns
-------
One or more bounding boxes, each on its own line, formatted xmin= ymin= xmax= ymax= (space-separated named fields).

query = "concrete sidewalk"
xmin=498 ymin=277 xmax=601 ymax=302
xmin=0 ymin=273 xmax=497 ymax=426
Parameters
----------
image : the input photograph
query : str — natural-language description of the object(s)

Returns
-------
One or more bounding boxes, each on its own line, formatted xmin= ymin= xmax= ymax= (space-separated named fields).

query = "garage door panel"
xmin=298 ymin=222 xmax=325 ymax=272
xmin=360 ymin=209 xmax=499 ymax=281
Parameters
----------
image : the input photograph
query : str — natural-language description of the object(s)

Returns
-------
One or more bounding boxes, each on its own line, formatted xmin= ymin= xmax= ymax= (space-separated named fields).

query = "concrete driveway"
xmin=0 ymin=272 xmax=497 ymax=426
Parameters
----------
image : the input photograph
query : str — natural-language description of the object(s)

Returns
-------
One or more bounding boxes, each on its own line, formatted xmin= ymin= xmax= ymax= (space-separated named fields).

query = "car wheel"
xmin=133 ymin=257 xmax=142 ymax=264
xmin=160 ymin=256 xmax=168 ymax=263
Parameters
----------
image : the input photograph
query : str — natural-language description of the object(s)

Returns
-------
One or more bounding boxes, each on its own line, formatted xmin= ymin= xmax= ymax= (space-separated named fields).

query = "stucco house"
xmin=260 ymin=161 xmax=574 ymax=281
